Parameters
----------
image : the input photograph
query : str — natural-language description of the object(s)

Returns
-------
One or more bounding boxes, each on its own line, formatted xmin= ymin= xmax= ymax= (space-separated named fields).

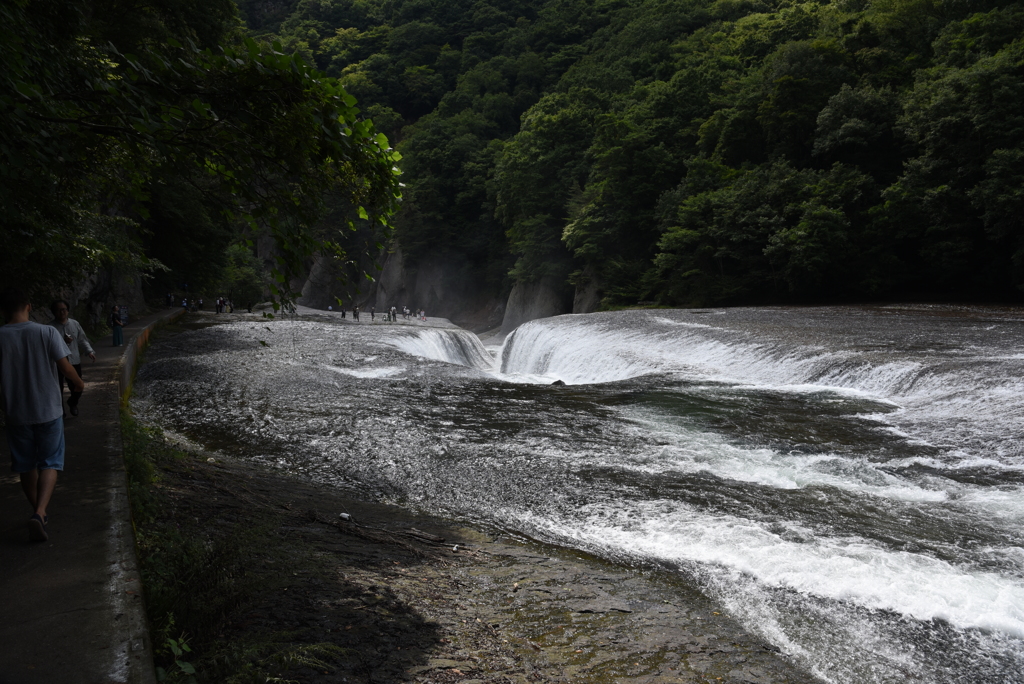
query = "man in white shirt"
xmin=0 ymin=289 xmax=84 ymax=542
xmin=49 ymin=299 xmax=95 ymax=416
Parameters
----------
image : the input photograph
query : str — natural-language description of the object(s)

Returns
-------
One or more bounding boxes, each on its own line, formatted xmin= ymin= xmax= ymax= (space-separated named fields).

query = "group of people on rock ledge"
xmin=0 ymin=288 xmax=129 ymax=543
xmin=165 ymin=292 xmax=237 ymax=314
xmin=326 ymin=303 xmax=427 ymax=322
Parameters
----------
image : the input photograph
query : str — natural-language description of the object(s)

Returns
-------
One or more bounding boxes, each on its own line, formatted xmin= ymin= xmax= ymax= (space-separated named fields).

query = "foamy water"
xmin=135 ymin=306 xmax=1024 ymax=684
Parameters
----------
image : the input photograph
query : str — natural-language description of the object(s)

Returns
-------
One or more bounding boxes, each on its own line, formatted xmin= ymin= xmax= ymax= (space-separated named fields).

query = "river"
xmin=133 ymin=305 xmax=1024 ymax=683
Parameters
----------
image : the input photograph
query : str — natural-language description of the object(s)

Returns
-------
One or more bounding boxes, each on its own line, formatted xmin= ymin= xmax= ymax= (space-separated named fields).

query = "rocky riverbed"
xmin=133 ymin=304 xmax=1024 ymax=683
xmin=144 ymin=442 xmax=817 ymax=684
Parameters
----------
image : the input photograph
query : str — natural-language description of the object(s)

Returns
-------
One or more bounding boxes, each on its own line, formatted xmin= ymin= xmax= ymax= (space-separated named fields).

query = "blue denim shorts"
xmin=7 ymin=418 xmax=65 ymax=472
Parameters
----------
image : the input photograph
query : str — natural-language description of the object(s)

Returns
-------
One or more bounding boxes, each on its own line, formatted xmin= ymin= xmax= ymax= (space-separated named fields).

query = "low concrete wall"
xmin=118 ymin=308 xmax=186 ymax=403
xmin=113 ymin=307 xmax=186 ymax=683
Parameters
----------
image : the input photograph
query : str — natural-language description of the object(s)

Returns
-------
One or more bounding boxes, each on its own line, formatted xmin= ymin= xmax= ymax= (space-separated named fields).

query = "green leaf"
xmin=358 ymin=206 xmax=369 ymax=220
xmin=14 ymin=81 xmax=38 ymax=98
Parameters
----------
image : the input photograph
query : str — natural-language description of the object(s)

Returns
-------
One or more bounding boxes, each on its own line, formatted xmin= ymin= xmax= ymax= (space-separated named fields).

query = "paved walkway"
xmin=0 ymin=309 xmax=181 ymax=684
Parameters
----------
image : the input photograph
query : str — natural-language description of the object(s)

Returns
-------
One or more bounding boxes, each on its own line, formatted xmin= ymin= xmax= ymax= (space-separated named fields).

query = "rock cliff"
xmin=572 ymin=266 xmax=601 ymax=314
xmin=500 ymin=276 xmax=572 ymax=335
xmin=297 ymin=245 xmax=506 ymax=331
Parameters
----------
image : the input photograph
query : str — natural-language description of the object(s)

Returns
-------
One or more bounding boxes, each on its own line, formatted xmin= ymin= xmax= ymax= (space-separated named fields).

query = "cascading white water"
xmin=489 ymin=307 xmax=1024 ymax=682
xmin=387 ymin=328 xmax=495 ymax=371
xmin=134 ymin=306 xmax=1024 ymax=684
xmin=499 ymin=309 xmax=1024 ymax=463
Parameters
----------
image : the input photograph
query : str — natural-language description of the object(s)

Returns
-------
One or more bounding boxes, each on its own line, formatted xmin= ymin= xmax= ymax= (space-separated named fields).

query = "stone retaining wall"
xmin=118 ymin=308 xmax=186 ymax=403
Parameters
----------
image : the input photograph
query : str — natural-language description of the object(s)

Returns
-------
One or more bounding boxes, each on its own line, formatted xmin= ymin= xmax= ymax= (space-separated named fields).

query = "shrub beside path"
xmin=0 ymin=308 xmax=183 ymax=684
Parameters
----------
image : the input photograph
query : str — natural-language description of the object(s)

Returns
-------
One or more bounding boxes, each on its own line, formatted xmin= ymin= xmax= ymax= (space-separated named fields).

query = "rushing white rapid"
xmin=499 ymin=309 xmax=1024 ymax=464
xmin=389 ymin=308 xmax=1024 ymax=678
xmin=489 ymin=307 xmax=1024 ymax=681
xmin=387 ymin=328 xmax=495 ymax=371
xmin=134 ymin=306 xmax=1024 ymax=684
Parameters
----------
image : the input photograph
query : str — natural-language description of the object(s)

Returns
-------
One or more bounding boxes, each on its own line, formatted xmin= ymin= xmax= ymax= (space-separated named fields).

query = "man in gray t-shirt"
xmin=0 ymin=289 xmax=84 ymax=542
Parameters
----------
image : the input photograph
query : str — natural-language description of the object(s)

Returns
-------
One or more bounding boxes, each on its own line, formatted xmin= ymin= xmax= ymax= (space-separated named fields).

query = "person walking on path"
xmin=110 ymin=305 xmax=124 ymax=346
xmin=48 ymin=300 xmax=95 ymax=417
xmin=0 ymin=288 xmax=84 ymax=542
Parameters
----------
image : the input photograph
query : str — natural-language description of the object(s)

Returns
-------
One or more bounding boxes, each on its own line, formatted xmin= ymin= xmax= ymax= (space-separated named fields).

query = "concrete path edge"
xmin=111 ymin=307 xmax=186 ymax=683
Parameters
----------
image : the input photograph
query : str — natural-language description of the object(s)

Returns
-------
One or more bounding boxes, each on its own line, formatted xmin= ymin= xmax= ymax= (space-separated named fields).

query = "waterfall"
xmin=387 ymin=327 xmax=495 ymax=371
xmin=136 ymin=308 xmax=1024 ymax=684
xmin=498 ymin=309 xmax=1024 ymax=463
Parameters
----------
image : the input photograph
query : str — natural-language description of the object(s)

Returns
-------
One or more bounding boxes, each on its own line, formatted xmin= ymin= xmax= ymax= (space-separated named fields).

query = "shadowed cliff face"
xmin=28 ymin=268 xmax=147 ymax=330
xmin=298 ymin=245 xmax=591 ymax=334
xmin=500 ymin=276 xmax=573 ymax=335
xmin=299 ymin=246 xmax=507 ymax=331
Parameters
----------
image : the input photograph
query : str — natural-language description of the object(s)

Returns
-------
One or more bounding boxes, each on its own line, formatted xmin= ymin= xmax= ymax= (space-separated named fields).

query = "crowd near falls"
xmin=133 ymin=305 xmax=1024 ymax=684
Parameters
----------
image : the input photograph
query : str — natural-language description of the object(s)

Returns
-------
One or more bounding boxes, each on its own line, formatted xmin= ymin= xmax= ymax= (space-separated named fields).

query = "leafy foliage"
xmin=1 ymin=0 xmax=401 ymax=302
xmin=219 ymin=244 xmax=270 ymax=311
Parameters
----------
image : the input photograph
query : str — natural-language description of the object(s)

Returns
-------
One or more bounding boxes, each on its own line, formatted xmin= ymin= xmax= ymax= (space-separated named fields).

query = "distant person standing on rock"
xmin=370 ymin=305 xmax=376 ymax=321
xmin=354 ymin=305 xmax=360 ymax=321
xmin=0 ymin=288 xmax=84 ymax=542
xmin=48 ymin=300 xmax=95 ymax=417
xmin=110 ymin=305 xmax=124 ymax=346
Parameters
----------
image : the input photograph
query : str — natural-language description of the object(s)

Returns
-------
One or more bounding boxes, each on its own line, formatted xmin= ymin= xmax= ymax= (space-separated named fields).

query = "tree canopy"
xmin=1 ymin=0 xmax=402 ymax=304
xmin=5 ymin=0 xmax=1022 ymax=310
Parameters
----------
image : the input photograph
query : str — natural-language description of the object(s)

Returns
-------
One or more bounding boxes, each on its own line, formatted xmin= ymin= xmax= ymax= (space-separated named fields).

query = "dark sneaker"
xmin=29 ymin=514 xmax=48 ymax=542
xmin=70 ymin=404 xmax=79 ymax=416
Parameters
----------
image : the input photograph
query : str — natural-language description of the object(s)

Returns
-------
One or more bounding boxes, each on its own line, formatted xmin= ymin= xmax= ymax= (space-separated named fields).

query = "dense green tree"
xmin=220 ymin=244 xmax=269 ymax=310
xmin=1 ymin=0 xmax=401 ymax=303
xmin=14 ymin=0 xmax=1023 ymax=314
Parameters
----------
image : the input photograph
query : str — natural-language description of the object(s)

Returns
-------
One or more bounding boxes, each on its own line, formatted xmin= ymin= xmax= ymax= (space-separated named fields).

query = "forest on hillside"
xmin=252 ymin=0 xmax=1024 ymax=307
xmin=4 ymin=0 xmax=1022 ymax=316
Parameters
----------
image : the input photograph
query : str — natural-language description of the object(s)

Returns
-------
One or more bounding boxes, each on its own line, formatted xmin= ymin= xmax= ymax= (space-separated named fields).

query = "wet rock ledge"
xmin=141 ymin=444 xmax=819 ymax=684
